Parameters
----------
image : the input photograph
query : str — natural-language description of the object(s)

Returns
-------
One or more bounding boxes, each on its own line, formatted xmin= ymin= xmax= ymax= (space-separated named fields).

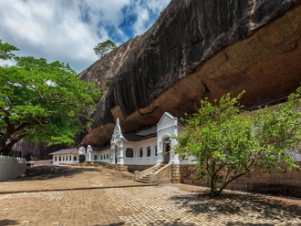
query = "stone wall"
xmin=176 ymin=164 xmax=301 ymax=197
xmin=157 ymin=164 xmax=172 ymax=184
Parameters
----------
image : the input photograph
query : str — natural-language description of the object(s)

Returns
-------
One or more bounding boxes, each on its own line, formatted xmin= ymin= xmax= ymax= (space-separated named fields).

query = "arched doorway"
xmin=79 ymin=154 xmax=86 ymax=163
xmin=163 ymin=137 xmax=171 ymax=164
xmin=114 ymin=146 xmax=118 ymax=164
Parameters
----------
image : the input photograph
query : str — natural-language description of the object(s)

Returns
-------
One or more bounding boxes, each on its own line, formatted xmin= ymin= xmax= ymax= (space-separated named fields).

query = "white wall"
xmin=157 ymin=113 xmax=197 ymax=165
xmin=0 ymin=155 xmax=26 ymax=181
xmin=123 ymin=138 xmax=158 ymax=166
xmin=52 ymin=154 xmax=79 ymax=165
xmin=93 ymin=149 xmax=113 ymax=164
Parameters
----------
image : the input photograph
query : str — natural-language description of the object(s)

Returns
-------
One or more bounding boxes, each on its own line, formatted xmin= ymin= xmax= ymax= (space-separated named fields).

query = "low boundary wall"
xmin=0 ymin=155 xmax=26 ymax=181
xmin=177 ymin=164 xmax=301 ymax=197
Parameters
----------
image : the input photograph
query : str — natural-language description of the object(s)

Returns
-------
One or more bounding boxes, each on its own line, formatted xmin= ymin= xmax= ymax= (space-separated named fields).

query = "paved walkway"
xmin=0 ymin=166 xmax=301 ymax=226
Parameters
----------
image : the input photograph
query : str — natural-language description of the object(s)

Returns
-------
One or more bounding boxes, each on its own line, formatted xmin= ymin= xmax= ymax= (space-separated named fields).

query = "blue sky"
xmin=0 ymin=0 xmax=170 ymax=72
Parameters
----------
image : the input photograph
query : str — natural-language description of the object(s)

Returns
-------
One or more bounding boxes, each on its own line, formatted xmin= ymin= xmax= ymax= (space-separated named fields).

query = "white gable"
xmin=157 ymin=112 xmax=177 ymax=132
xmin=111 ymin=118 xmax=125 ymax=144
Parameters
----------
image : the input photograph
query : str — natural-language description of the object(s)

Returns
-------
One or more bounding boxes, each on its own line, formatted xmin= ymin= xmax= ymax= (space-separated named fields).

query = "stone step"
xmin=135 ymin=164 xmax=166 ymax=183
xmin=136 ymin=179 xmax=151 ymax=183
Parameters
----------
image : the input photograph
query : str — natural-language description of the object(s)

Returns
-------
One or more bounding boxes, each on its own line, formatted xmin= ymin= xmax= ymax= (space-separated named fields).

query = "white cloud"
xmin=130 ymin=0 xmax=171 ymax=35
xmin=0 ymin=59 xmax=16 ymax=67
xmin=0 ymin=0 xmax=170 ymax=72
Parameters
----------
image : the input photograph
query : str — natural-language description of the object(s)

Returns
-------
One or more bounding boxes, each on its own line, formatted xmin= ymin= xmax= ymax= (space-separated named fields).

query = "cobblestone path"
xmin=0 ymin=167 xmax=300 ymax=226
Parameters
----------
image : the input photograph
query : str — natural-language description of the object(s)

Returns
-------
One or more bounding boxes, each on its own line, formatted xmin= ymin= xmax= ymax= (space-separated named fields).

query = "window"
xmin=126 ymin=148 xmax=134 ymax=158
xmin=147 ymin=147 xmax=151 ymax=157
xmin=59 ymin=156 xmax=61 ymax=161
xmin=54 ymin=157 xmax=57 ymax=161
xmin=62 ymin=156 xmax=65 ymax=161
xmin=69 ymin=156 xmax=72 ymax=161
xmin=94 ymin=155 xmax=98 ymax=161
xmin=73 ymin=156 xmax=77 ymax=161
xmin=139 ymin=148 xmax=143 ymax=158
xmin=155 ymin=145 xmax=158 ymax=156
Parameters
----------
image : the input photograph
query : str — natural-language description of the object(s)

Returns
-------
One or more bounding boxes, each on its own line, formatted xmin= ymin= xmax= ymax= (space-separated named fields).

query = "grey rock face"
xmin=80 ymin=0 xmax=301 ymax=146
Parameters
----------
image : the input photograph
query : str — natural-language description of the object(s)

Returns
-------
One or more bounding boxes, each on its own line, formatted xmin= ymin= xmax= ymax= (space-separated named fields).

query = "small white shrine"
xmin=51 ymin=112 xmax=196 ymax=168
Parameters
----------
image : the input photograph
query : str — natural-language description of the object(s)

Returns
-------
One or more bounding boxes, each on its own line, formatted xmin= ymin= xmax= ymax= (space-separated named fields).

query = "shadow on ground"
xmin=170 ymin=192 xmax=301 ymax=222
xmin=95 ymin=222 xmax=197 ymax=226
xmin=148 ymin=222 xmax=196 ymax=226
xmin=0 ymin=219 xmax=18 ymax=226
xmin=226 ymin=223 xmax=274 ymax=226
xmin=94 ymin=223 xmax=125 ymax=226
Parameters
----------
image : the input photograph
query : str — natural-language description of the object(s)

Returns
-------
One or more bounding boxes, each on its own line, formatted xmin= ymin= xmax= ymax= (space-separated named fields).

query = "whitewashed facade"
xmin=51 ymin=112 xmax=196 ymax=167
xmin=108 ymin=112 xmax=196 ymax=167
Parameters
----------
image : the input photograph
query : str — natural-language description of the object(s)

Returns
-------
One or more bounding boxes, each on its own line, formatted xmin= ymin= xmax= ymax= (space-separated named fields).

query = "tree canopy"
xmin=0 ymin=40 xmax=101 ymax=155
xmin=176 ymin=91 xmax=301 ymax=196
xmin=94 ymin=40 xmax=117 ymax=58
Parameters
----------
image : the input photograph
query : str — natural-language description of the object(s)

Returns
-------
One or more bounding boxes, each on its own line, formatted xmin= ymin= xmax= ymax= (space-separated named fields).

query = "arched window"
xmin=73 ymin=156 xmax=77 ymax=161
xmin=154 ymin=145 xmax=158 ymax=156
xmin=59 ymin=156 xmax=61 ymax=161
xmin=126 ymin=148 xmax=134 ymax=158
xmin=147 ymin=147 xmax=151 ymax=157
xmin=139 ymin=148 xmax=143 ymax=158
xmin=94 ymin=155 xmax=98 ymax=161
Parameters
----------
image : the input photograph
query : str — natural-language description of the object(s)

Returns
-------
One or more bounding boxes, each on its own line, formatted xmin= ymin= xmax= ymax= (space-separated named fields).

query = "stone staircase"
xmin=134 ymin=163 xmax=171 ymax=184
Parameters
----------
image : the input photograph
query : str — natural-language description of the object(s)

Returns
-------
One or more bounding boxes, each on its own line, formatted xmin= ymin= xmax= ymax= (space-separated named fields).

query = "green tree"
xmin=0 ymin=40 xmax=18 ymax=60
xmin=94 ymin=40 xmax=116 ymax=58
xmin=176 ymin=91 xmax=301 ymax=196
xmin=0 ymin=40 xmax=101 ymax=155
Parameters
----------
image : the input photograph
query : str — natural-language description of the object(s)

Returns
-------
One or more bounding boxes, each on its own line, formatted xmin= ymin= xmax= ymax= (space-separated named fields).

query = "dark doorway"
xmin=163 ymin=138 xmax=171 ymax=164
xmin=79 ymin=155 xmax=86 ymax=163
xmin=114 ymin=146 xmax=118 ymax=164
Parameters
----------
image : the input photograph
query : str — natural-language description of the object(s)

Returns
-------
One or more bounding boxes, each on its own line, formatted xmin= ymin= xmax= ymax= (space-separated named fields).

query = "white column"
xmin=118 ymin=144 xmax=125 ymax=165
xmin=157 ymin=139 xmax=164 ymax=164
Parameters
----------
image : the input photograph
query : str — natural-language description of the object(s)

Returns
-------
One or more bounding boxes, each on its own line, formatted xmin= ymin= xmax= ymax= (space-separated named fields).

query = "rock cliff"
xmin=80 ymin=0 xmax=301 ymax=146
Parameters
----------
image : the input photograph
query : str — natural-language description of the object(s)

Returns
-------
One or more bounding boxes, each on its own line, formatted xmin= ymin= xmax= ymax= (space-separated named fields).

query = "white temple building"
xmin=51 ymin=112 xmax=196 ymax=170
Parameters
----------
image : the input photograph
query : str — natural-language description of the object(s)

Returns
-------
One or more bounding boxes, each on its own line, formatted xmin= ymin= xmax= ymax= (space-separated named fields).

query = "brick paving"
xmin=0 ymin=166 xmax=301 ymax=226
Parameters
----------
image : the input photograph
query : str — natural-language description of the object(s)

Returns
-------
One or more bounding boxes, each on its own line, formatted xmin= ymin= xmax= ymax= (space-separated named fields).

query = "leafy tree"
xmin=94 ymin=40 xmax=117 ymax=58
xmin=0 ymin=40 xmax=101 ymax=155
xmin=0 ymin=40 xmax=18 ymax=60
xmin=176 ymin=91 xmax=301 ymax=196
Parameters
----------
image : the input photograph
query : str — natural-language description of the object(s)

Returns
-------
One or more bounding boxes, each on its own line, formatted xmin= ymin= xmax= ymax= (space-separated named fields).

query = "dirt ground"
xmin=0 ymin=166 xmax=301 ymax=226
xmin=0 ymin=165 xmax=137 ymax=193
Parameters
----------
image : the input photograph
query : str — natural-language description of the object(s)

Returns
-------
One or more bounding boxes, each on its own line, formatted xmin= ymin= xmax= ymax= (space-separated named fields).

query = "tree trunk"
xmin=0 ymin=147 xmax=12 ymax=156
xmin=0 ymin=136 xmax=22 ymax=156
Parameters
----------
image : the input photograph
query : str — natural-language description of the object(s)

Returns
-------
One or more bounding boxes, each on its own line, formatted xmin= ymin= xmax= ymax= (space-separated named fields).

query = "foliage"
xmin=0 ymin=40 xmax=101 ymax=155
xmin=0 ymin=40 xmax=18 ymax=60
xmin=176 ymin=91 xmax=301 ymax=196
xmin=94 ymin=40 xmax=117 ymax=58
